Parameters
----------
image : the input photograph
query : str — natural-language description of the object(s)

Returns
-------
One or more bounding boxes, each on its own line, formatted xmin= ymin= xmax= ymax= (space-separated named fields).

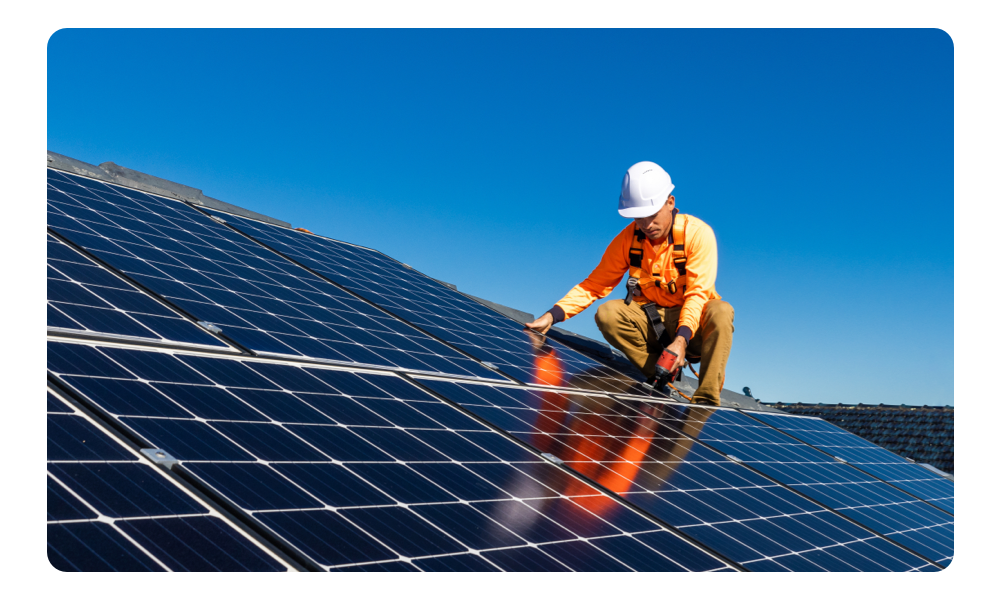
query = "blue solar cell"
xmin=48 ymin=463 xmax=206 ymax=518
xmin=479 ymin=546 xmax=571 ymax=572
xmin=224 ymin=388 xmax=335 ymax=424
xmin=284 ymin=424 xmax=394 ymax=461
xmin=48 ymin=522 xmax=165 ymax=572
xmin=209 ymin=421 xmax=329 ymax=461
xmin=119 ymin=417 xmax=255 ymax=461
xmin=61 ymin=377 xmax=193 ymax=418
xmin=115 ymin=517 xmax=284 ymax=572
xmin=271 ymin=463 xmax=395 ymax=508
xmin=255 ymin=510 xmax=398 ymax=566
xmin=185 ymin=463 xmax=324 ymax=511
xmin=339 ymin=506 xmax=466 ymax=557
xmin=48 ymin=170 xmax=502 ymax=380
xmin=538 ymin=540 xmax=632 ymax=572
xmin=48 ymin=414 xmax=134 ymax=461
xmin=148 ymin=383 xmax=268 ymax=421
xmin=48 ymin=476 xmax=98 ymax=521
xmin=48 ymin=341 xmax=133 ymax=378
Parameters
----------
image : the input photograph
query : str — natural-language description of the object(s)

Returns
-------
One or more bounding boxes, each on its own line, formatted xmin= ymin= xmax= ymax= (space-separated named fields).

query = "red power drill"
xmin=651 ymin=349 xmax=682 ymax=391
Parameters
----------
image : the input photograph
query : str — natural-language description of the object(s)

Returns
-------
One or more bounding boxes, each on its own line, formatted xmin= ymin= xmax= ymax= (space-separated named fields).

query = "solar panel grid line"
xmin=410 ymin=378 xmax=937 ymax=570
xmin=48 ymin=229 xmax=254 ymax=355
xmin=47 ymin=468 xmax=174 ymax=572
xmin=202 ymin=208 xmax=666 ymax=398
xmin=648 ymin=408 xmax=950 ymax=564
xmin=400 ymin=374 xmax=755 ymax=571
xmin=45 ymin=342 xmax=725 ymax=568
xmin=47 ymin=169 xmax=504 ymax=382
xmin=46 ymin=386 xmax=299 ymax=572
xmin=183 ymin=201 xmax=516 ymax=386
xmin=739 ymin=411 xmax=955 ymax=515
xmin=49 ymin=375 xmax=329 ymax=572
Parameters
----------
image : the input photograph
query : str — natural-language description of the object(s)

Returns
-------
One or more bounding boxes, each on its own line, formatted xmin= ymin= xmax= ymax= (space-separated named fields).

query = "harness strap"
xmin=641 ymin=302 xmax=672 ymax=346
xmin=624 ymin=228 xmax=645 ymax=305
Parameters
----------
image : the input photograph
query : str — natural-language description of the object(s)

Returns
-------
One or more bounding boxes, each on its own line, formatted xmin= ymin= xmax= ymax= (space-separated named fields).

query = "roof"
xmin=45 ymin=152 xmax=954 ymax=572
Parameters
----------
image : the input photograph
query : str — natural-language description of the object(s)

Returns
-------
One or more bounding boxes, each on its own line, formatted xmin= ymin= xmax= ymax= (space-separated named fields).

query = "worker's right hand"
xmin=524 ymin=312 xmax=554 ymax=335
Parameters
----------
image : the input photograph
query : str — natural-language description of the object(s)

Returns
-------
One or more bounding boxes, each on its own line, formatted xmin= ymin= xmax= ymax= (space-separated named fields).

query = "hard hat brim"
xmin=618 ymin=195 xmax=667 ymax=219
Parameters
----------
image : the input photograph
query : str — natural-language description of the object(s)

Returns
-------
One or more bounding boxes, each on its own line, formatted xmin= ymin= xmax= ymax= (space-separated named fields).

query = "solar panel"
xmin=201 ymin=210 xmax=660 ymax=397
xmin=48 ymin=339 xmax=735 ymax=571
xmin=47 ymin=169 xmax=501 ymax=381
xmin=747 ymin=412 xmax=955 ymax=514
xmin=413 ymin=379 xmax=939 ymax=571
xmin=48 ymin=233 xmax=231 ymax=349
xmin=653 ymin=406 xmax=954 ymax=566
xmin=47 ymin=387 xmax=289 ymax=571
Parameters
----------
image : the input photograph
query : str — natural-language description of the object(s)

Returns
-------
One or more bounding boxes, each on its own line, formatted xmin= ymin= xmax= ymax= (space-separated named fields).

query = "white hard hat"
xmin=617 ymin=161 xmax=675 ymax=219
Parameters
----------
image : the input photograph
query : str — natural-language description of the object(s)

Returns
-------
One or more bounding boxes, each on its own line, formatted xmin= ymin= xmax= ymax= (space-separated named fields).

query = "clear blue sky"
xmin=47 ymin=29 xmax=954 ymax=406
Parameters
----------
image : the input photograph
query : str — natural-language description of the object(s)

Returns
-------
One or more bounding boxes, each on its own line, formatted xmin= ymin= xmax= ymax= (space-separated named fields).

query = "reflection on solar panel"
xmin=47 ymin=170 xmax=500 ymax=381
xmin=48 ymin=340 xmax=735 ymax=572
xmin=203 ymin=210 xmax=658 ymax=396
xmin=747 ymin=412 xmax=955 ymax=514
xmin=46 ymin=387 xmax=288 ymax=571
xmin=47 ymin=233 xmax=230 ymax=349
xmin=415 ymin=379 xmax=938 ymax=572
xmin=653 ymin=407 xmax=954 ymax=566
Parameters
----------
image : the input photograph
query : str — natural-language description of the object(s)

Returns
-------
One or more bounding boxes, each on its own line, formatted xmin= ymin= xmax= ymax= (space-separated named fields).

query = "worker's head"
xmin=618 ymin=161 xmax=675 ymax=240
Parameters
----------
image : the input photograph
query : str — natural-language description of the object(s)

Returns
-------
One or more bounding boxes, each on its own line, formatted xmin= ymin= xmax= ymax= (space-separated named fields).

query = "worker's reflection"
xmin=480 ymin=329 xmax=717 ymax=541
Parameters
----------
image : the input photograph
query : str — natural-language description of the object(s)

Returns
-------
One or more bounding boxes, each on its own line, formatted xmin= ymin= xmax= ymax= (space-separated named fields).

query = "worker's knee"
xmin=594 ymin=300 xmax=625 ymax=333
xmin=702 ymin=300 xmax=734 ymax=329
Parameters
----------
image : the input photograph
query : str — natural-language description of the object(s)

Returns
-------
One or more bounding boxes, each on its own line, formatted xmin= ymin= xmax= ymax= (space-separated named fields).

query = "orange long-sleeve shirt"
xmin=548 ymin=212 xmax=721 ymax=340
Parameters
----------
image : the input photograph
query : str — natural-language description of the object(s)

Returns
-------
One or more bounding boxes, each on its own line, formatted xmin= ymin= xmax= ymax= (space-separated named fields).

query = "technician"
xmin=524 ymin=161 xmax=734 ymax=405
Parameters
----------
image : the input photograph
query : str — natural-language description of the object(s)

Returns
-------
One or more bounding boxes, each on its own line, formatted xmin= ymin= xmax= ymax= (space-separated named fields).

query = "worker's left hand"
xmin=664 ymin=336 xmax=687 ymax=373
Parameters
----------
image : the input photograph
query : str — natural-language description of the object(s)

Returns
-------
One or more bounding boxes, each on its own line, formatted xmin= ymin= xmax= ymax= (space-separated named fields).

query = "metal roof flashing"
xmin=47 ymin=151 xmax=291 ymax=229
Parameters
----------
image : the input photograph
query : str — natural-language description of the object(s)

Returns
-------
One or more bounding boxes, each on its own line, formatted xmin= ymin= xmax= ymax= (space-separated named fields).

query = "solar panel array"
xmin=47 ymin=170 xmax=499 ymax=381
xmin=46 ymin=166 xmax=953 ymax=571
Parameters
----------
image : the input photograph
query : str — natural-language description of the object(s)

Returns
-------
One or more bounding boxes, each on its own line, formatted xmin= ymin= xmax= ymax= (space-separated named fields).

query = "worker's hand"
xmin=524 ymin=312 xmax=554 ymax=335
xmin=665 ymin=336 xmax=687 ymax=373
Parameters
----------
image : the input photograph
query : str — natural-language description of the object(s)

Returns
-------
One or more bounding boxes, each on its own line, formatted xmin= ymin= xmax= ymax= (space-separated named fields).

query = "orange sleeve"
xmin=677 ymin=219 xmax=718 ymax=336
xmin=549 ymin=225 xmax=632 ymax=321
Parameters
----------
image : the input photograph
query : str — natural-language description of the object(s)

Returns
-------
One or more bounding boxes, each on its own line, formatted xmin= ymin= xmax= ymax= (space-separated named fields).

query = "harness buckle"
xmin=624 ymin=277 xmax=639 ymax=305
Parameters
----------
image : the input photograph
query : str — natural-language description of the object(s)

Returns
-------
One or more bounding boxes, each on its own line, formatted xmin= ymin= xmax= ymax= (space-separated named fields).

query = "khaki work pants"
xmin=595 ymin=299 xmax=735 ymax=405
